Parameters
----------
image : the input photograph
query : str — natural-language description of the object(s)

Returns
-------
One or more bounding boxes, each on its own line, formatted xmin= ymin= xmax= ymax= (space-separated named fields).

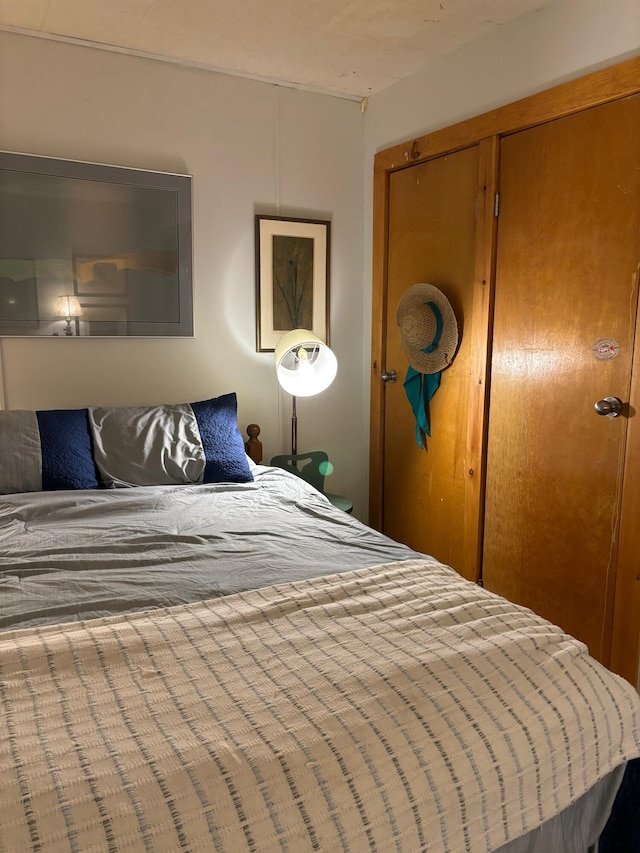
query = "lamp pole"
xmin=291 ymin=395 xmax=297 ymax=456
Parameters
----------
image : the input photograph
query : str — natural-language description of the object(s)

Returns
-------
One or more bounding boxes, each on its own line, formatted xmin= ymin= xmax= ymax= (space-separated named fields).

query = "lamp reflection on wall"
xmin=275 ymin=329 xmax=337 ymax=455
xmin=54 ymin=295 xmax=83 ymax=336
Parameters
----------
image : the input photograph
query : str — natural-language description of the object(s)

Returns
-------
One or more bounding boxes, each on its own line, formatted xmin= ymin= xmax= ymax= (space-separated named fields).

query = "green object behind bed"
xmin=270 ymin=451 xmax=353 ymax=513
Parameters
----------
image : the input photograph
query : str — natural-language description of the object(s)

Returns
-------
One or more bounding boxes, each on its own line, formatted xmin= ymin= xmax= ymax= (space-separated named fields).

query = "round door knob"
xmin=381 ymin=369 xmax=397 ymax=383
xmin=594 ymin=396 xmax=622 ymax=418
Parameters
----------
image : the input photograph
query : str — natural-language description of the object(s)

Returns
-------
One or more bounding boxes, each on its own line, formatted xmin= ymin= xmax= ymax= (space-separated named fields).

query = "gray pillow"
xmin=88 ymin=392 xmax=253 ymax=487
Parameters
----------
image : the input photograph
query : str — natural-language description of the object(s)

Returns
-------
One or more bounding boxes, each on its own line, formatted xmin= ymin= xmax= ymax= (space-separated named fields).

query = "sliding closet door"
xmin=483 ymin=95 xmax=640 ymax=664
xmin=383 ymin=147 xmax=478 ymax=575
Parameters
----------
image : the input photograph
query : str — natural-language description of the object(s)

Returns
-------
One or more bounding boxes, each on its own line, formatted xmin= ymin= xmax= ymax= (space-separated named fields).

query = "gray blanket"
xmin=0 ymin=465 xmax=419 ymax=630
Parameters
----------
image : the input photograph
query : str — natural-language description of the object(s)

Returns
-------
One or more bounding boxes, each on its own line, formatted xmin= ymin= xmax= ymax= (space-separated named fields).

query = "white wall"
xmin=0 ymin=32 xmax=366 ymax=515
xmin=361 ymin=0 xmax=640 ymax=497
xmin=365 ymin=0 xmax=640 ymax=154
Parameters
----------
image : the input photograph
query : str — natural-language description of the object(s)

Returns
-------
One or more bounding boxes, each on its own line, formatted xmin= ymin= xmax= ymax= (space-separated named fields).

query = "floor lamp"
xmin=275 ymin=329 xmax=337 ymax=455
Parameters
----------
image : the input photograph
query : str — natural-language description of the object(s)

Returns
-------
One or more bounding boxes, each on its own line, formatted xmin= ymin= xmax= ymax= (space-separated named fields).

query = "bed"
xmin=0 ymin=393 xmax=639 ymax=853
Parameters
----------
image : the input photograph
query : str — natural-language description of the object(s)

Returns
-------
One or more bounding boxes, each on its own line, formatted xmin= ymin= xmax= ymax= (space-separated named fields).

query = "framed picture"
xmin=77 ymin=300 xmax=128 ymax=337
xmin=74 ymin=257 xmax=128 ymax=296
xmin=255 ymin=215 xmax=330 ymax=352
xmin=0 ymin=259 xmax=38 ymax=323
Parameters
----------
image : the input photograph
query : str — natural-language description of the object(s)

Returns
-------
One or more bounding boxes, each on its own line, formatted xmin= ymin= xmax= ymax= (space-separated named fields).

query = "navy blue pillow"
xmin=36 ymin=409 xmax=100 ymax=490
xmin=191 ymin=393 xmax=253 ymax=484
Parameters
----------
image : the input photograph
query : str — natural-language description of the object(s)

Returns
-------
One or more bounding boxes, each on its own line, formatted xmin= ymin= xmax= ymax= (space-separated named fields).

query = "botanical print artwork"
xmin=272 ymin=234 xmax=314 ymax=330
xmin=255 ymin=214 xmax=329 ymax=351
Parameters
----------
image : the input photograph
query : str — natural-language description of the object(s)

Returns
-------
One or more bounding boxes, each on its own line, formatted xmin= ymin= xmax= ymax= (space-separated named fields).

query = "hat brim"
xmin=396 ymin=283 xmax=459 ymax=374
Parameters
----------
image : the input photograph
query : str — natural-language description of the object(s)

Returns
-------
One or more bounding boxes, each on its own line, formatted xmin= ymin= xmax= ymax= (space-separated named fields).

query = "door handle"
xmin=381 ymin=369 xmax=397 ymax=383
xmin=594 ymin=396 xmax=622 ymax=418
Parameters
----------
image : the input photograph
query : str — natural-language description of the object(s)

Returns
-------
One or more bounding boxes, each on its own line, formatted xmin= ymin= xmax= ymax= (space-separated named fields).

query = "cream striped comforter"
xmin=1 ymin=558 xmax=639 ymax=852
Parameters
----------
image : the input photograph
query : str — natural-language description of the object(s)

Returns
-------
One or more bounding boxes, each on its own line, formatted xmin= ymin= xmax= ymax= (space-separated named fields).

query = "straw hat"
xmin=396 ymin=283 xmax=459 ymax=374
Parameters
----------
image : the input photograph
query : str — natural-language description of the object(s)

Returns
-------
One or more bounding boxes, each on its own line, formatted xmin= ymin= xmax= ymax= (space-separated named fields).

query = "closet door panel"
xmin=483 ymin=95 xmax=640 ymax=663
xmin=383 ymin=147 xmax=478 ymax=574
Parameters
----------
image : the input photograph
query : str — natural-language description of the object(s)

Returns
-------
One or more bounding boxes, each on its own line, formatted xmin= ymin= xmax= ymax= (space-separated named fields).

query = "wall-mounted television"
xmin=0 ymin=152 xmax=193 ymax=337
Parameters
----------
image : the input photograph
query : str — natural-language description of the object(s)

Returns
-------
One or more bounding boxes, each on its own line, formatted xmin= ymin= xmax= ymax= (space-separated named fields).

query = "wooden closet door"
xmin=383 ymin=146 xmax=478 ymax=575
xmin=483 ymin=95 xmax=640 ymax=664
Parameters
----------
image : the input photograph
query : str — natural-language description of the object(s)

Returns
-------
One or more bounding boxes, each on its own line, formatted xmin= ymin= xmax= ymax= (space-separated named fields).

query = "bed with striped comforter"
xmin=2 ymin=557 xmax=639 ymax=852
xmin=1 ymin=465 xmax=639 ymax=851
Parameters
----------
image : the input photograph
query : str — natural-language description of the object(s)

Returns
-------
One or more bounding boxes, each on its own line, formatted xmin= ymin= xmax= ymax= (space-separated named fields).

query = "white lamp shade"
xmin=275 ymin=329 xmax=337 ymax=397
xmin=55 ymin=295 xmax=83 ymax=318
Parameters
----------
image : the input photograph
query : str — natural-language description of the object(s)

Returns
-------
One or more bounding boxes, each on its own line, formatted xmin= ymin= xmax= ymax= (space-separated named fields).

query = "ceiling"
xmin=0 ymin=0 xmax=558 ymax=100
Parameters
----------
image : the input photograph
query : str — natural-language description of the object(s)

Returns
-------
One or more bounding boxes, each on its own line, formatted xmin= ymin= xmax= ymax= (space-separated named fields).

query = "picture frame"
xmin=74 ymin=257 xmax=127 ymax=296
xmin=78 ymin=301 xmax=128 ymax=337
xmin=255 ymin=214 xmax=331 ymax=352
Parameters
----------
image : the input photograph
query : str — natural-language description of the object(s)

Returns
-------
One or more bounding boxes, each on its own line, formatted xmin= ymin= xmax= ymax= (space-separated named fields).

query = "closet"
xmin=369 ymin=57 xmax=640 ymax=686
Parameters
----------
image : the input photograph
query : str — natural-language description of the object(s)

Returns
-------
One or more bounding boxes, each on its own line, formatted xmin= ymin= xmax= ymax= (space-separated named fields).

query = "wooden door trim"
xmin=461 ymin=137 xmax=499 ymax=582
xmin=369 ymin=165 xmax=390 ymax=528
xmin=611 ymin=264 xmax=640 ymax=688
xmin=373 ymin=56 xmax=640 ymax=176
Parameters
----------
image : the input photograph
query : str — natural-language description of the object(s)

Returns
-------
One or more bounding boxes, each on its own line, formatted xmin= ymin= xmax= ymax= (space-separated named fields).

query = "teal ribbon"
xmin=403 ymin=367 xmax=441 ymax=448
xmin=423 ymin=301 xmax=443 ymax=351
xmin=402 ymin=300 xmax=444 ymax=447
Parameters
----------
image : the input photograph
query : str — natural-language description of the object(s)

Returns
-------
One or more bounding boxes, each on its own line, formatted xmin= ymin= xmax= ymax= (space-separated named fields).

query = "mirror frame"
xmin=0 ymin=151 xmax=193 ymax=337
